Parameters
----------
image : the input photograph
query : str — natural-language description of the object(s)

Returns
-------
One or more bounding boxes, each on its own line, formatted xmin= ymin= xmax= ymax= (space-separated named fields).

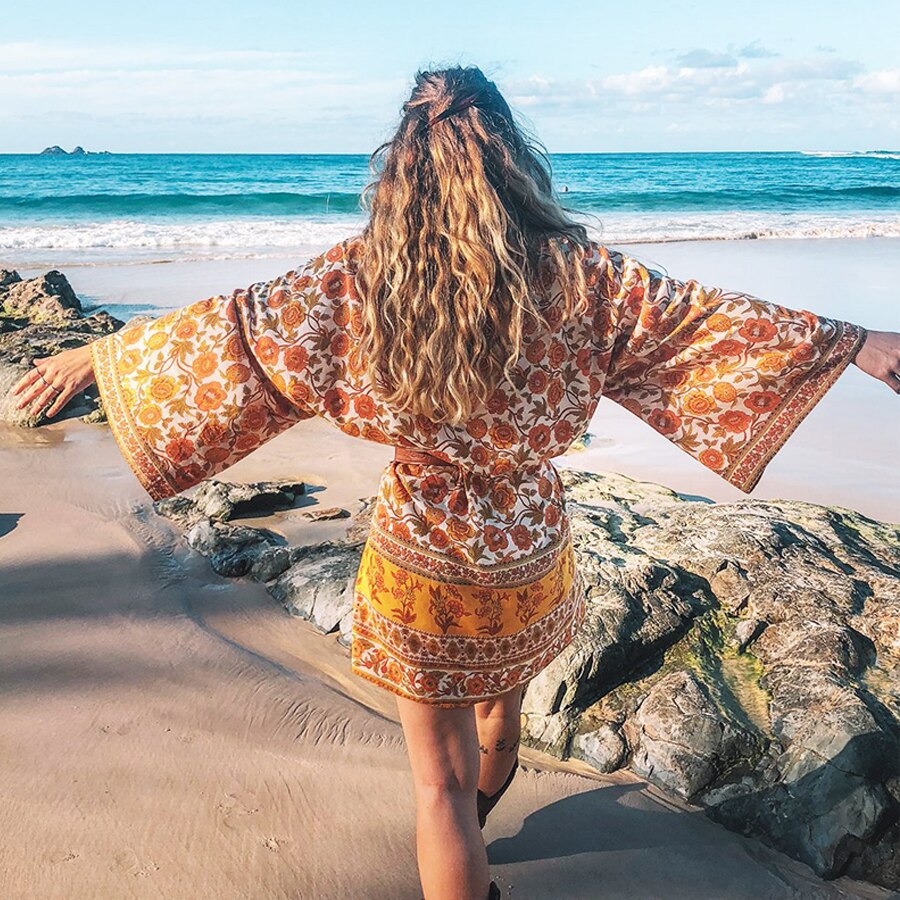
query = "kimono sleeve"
xmin=88 ymin=264 xmax=322 ymax=501
xmin=590 ymin=245 xmax=868 ymax=494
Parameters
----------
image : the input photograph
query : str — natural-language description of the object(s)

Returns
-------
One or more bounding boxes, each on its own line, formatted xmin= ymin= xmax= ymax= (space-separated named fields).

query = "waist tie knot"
xmin=393 ymin=446 xmax=454 ymax=466
xmin=392 ymin=445 xmax=547 ymax=480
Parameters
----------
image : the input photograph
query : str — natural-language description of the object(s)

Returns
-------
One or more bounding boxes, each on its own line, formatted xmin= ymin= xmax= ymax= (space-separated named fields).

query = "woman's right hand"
xmin=10 ymin=343 xmax=96 ymax=419
xmin=853 ymin=329 xmax=900 ymax=395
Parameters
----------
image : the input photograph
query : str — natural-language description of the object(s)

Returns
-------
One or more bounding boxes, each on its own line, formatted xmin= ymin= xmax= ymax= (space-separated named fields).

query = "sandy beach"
xmin=2 ymin=236 xmax=898 ymax=898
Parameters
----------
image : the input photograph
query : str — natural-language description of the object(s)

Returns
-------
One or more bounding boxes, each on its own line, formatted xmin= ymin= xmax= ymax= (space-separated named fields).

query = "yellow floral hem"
xmin=355 ymin=535 xmax=575 ymax=638
xmin=350 ymin=565 xmax=587 ymax=705
xmin=90 ymin=335 xmax=178 ymax=501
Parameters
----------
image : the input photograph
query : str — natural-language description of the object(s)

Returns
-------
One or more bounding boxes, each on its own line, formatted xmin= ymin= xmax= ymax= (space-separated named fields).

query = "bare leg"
xmin=396 ymin=696 xmax=491 ymax=900
xmin=474 ymin=683 xmax=524 ymax=796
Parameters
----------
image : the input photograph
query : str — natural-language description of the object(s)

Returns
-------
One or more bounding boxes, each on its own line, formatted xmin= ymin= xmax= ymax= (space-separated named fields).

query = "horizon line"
xmin=2 ymin=148 xmax=897 ymax=157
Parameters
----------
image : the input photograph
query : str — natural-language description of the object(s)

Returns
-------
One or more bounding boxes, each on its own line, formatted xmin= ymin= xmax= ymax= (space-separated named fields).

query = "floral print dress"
xmin=89 ymin=237 xmax=866 ymax=706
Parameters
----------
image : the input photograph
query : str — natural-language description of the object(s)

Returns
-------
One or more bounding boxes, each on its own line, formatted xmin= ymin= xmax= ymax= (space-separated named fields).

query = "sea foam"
xmin=3 ymin=213 xmax=900 ymax=268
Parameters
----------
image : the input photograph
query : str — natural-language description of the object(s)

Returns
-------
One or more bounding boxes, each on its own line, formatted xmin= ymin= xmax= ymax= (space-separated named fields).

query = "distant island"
xmin=39 ymin=146 xmax=112 ymax=156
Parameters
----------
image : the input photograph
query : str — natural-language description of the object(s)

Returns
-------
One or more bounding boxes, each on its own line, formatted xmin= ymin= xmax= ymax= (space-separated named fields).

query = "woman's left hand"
xmin=852 ymin=329 xmax=900 ymax=395
xmin=10 ymin=344 xmax=96 ymax=420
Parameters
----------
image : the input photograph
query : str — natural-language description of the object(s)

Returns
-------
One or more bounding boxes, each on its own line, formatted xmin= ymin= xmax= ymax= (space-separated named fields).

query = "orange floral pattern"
xmin=89 ymin=236 xmax=866 ymax=705
xmin=589 ymin=246 xmax=866 ymax=491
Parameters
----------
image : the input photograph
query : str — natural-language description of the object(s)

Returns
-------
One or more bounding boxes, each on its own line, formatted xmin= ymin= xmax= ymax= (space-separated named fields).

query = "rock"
xmin=734 ymin=617 xmax=766 ymax=651
xmin=337 ymin=606 xmax=354 ymax=648
xmin=0 ymin=269 xmax=124 ymax=426
xmin=709 ymin=560 xmax=752 ymax=614
xmin=297 ymin=506 xmax=350 ymax=521
xmin=1 ymin=270 xmax=82 ymax=324
xmin=534 ymin=469 xmax=900 ymax=889
xmin=151 ymin=496 xmax=200 ymax=529
xmin=184 ymin=520 xmax=283 ymax=578
xmin=0 ymin=270 xmax=21 ymax=289
xmin=79 ymin=406 xmax=107 ymax=425
xmin=623 ymin=670 xmax=763 ymax=800
xmin=344 ymin=497 xmax=377 ymax=545
xmin=154 ymin=479 xmax=307 ymax=527
xmin=708 ymin=752 xmax=896 ymax=880
xmin=519 ymin=494 xmax=715 ymax=755
xmin=268 ymin=542 xmax=362 ymax=634
xmin=249 ymin=546 xmax=296 ymax=583
xmin=570 ymin=723 xmax=627 ymax=773
xmin=39 ymin=146 xmax=108 ymax=156
xmin=189 ymin=478 xmax=307 ymax=521
xmin=562 ymin=431 xmax=591 ymax=454
xmin=163 ymin=483 xmax=366 ymax=636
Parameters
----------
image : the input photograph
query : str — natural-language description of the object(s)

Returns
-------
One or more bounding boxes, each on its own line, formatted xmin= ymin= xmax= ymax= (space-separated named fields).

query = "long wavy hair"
xmin=355 ymin=65 xmax=591 ymax=425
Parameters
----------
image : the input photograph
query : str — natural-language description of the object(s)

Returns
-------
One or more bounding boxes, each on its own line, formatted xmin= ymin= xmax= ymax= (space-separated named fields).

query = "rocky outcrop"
xmin=1 ymin=270 xmax=83 ymax=324
xmin=267 ymin=542 xmax=361 ymax=641
xmin=184 ymin=519 xmax=285 ymax=578
xmin=0 ymin=269 xmax=123 ymax=426
xmin=155 ymin=479 xmax=367 ymax=646
xmin=622 ymin=670 xmax=764 ymax=799
xmin=530 ymin=470 xmax=900 ymax=889
xmin=154 ymin=479 xmax=309 ymax=528
xmin=39 ymin=146 xmax=110 ymax=156
xmin=156 ymin=470 xmax=900 ymax=890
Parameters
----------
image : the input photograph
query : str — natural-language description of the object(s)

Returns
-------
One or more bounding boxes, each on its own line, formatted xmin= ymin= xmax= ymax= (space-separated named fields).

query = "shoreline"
xmin=8 ymin=230 xmax=900 ymax=273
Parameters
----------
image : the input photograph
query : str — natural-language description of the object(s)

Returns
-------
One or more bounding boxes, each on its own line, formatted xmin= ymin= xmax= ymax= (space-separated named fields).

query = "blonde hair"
xmin=355 ymin=65 xmax=590 ymax=425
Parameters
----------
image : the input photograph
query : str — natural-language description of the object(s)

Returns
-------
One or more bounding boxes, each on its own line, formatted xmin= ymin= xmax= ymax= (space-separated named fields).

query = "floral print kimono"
xmin=89 ymin=237 xmax=866 ymax=706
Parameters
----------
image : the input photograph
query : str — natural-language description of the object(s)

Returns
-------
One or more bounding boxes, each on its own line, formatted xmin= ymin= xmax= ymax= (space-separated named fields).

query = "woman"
xmin=10 ymin=65 xmax=900 ymax=900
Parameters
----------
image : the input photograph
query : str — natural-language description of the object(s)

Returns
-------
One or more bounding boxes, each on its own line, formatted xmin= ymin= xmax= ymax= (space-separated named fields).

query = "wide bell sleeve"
xmin=590 ymin=244 xmax=868 ymax=494
xmin=88 ymin=263 xmax=323 ymax=501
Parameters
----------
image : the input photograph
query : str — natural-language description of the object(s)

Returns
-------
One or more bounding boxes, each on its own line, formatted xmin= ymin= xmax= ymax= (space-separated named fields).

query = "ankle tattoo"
xmin=492 ymin=737 xmax=520 ymax=754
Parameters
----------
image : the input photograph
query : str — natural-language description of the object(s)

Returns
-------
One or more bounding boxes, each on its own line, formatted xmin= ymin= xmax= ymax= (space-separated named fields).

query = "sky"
xmin=1 ymin=0 xmax=899 ymax=154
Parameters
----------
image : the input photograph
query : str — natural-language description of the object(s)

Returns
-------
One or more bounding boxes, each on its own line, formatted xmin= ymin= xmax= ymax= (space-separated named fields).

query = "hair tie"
xmin=426 ymin=93 xmax=480 ymax=128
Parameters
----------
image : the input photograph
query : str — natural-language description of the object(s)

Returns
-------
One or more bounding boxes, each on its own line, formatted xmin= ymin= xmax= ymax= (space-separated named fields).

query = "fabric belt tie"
xmin=393 ymin=446 xmax=452 ymax=466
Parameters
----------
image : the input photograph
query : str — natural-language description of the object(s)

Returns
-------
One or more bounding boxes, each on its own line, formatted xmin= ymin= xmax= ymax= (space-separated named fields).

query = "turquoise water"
xmin=1 ymin=151 xmax=898 ymax=264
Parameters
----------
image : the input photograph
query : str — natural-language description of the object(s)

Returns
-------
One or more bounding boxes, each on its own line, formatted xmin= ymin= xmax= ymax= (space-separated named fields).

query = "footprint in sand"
xmin=47 ymin=850 xmax=78 ymax=864
xmin=98 ymin=722 xmax=132 ymax=736
xmin=215 ymin=789 xmax=261 ymax=829
xmin=109 ymin=848 xmax=158 ymax=877
xmin=135 ymin=862 xmax=160 ymax=878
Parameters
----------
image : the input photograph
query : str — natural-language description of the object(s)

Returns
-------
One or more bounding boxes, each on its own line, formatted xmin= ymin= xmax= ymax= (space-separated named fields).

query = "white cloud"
xmin=599 ymin=66 xmax=676 ymax=97
xmin=674 ymin=49 xmax=737 ymax=69
xmin=733 ymin=41 xmax=780 ymax=59
xmin=0 ymin=41 xmax=325 ymax=74
xmin=854 ymin=69 xmax=900 ymax=95
xmin=499 ymin=49 xmax=900 ymax=151
xmin=507 ymin=52 xmax=868 ymax=109
xmin=0 ymin=39 xmax=404 ymax=126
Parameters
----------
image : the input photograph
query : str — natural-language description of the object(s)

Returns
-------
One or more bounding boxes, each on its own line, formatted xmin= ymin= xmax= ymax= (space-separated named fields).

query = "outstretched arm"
xmin=588 ymin=243 xmax=892 ymax=493
xmin=12 ymin=260 xmax=327 ymax=501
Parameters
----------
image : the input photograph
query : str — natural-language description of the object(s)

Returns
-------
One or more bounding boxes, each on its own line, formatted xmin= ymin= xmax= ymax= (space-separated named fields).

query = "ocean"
xmin=1 ymin=151 xmax=899 ymax=268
